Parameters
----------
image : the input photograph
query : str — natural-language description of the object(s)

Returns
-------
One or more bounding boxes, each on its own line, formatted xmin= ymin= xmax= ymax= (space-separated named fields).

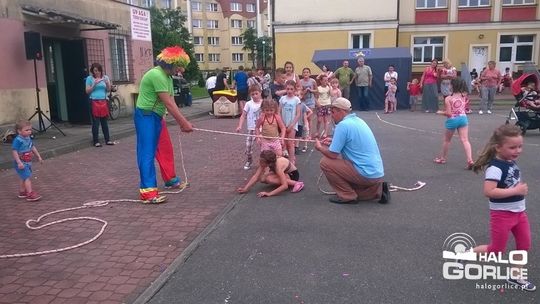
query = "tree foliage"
xmin=150 ymin=7 xmax=199 ymax=81
xmin=241 ymin=27 xmax=258 ymax=68
xmin=241 ymin=27 xmax=273 ymax=68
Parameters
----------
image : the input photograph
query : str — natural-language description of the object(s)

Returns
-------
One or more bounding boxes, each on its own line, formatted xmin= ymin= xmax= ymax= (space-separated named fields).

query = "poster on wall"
xmin=131 ymin=7 xmax=152 ymax=41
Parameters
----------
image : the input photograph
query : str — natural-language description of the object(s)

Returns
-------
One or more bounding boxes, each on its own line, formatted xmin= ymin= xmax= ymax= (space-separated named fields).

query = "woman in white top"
xmin=384 ymin=64 xmax=398 ymax=94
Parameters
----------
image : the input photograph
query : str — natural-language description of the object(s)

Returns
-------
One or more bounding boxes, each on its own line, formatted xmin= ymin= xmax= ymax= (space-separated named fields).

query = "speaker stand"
xmin=27 ymin=58 xmax=65 ymax=136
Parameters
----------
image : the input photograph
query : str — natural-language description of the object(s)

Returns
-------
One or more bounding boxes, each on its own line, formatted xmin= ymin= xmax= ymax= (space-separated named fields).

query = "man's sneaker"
xmin=291 ymin=181 xmax=304 ymax=193
xmin=487 ymin=110 xmax=492 ymax=114
xmin=243 ymin=161 xmax=251 ymax=170
xmin=142 ymin=195 xmax=167 ymax=204
xmin=378 ymin=182 xmax=391 ymax=204
xmin=478 ymin=110 xmax=484 ymax=115
xmin=165 ymin=181 xmax=188 ymax=190
xmin=26 ymin=192 xmax=42 ymax=202
xmin=301 ymin=146 xmax=307 ymax=153
xmin=506 ymin=278 xmax=537 ymax=292
xmin=18 ymin=191 xmax=28 ymax=198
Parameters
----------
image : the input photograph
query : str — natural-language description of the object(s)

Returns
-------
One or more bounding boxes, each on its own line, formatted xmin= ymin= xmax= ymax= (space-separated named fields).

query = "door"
xmin=61 ymin=39 xmax=90 ymax=124
xmin=469 ymin=46 xmax=488 ymax=76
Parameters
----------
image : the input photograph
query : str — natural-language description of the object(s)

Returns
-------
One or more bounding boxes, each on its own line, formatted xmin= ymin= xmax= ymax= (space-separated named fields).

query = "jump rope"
xmin=0 ymin=121 xmax=425 ymax=259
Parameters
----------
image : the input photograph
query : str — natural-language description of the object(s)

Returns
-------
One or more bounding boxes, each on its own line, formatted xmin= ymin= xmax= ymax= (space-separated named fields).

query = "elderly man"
xmin=352 ymin=57 xmax=372 ymax=111
xmin=333 ymin=60 xmax=355 ymax=100
xmin=315 ymin=98 xmax=390 ymax=204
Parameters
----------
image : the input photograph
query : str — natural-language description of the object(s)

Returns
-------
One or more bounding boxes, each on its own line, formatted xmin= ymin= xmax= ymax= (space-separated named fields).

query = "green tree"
xmin=150 ymin=7 xmax=199 ymax=81
xmin=241 ymin=27 xmax=258 ymax=68
xmin=256 ymin=36 xmax=272 ymax=69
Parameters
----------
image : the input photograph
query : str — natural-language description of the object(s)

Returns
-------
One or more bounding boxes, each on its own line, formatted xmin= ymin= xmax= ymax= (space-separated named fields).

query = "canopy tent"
xmin=312 ymin=48 xmax=412 ymax=110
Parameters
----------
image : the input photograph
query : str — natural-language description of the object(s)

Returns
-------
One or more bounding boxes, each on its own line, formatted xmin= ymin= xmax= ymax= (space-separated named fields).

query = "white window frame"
xmin=161 ymin=0 xmax=172 ymax=9
xmin=193 ymin=36 xmax=203 ymax=45
xmin=109 ymin=35 xmax=130 ymax=82
xmin=458 ymin=0 xmax=490 ymax=7
xmin=191 ymin=1 xmax=202 ymax=11
xmin=208 ymin=53 xmax=221 ymax=62
xmin=497 ymin=33 xmax=536 ymax=63
xmin=411 ymin=35 xmax=446 ymax=63
xmin=231 ymin=2 xmax=242 ymax=11
xmin=206 ymin=3 xmax=218 ymax=12
xmin=416 ymin=0 xmax=448 ymax=8
xmin=207 ymin=37 xmax=220 ymax=46
xmin=349 ymin=31 xmax=373 ymax=49
xmin=142 ymin=0 xmax=154 ymax=7
xmin=246 ymin=3 xmax=256 ymax=12
xmin=232 ymin=53 xmax=244 ymax=62
xmin=502 ymin=0 xmax=535 ymax=5
xmin=231 ymin=19 xmax=243 ymax=29
xmin=195 ymin=53 xmax=204 ymax=62
xmin=231 ymin=36 xmax=243 ymax=45
xmin=207 ymin=20 xmax=219 ymax=29
xmin=247 ymin=20 xmax=256 ymax=28
xmin=192 ymin=19 xmax=202 ymax=28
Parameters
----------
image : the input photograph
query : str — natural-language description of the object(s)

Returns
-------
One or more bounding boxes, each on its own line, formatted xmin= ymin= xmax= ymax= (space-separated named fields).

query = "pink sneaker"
xmin=18 ymin=191 xmax=28 ymax=198
xmin=26 ymin=192 xmax=42 ymax=202
xmin=291 ymin=181 xmax=304 ymax=193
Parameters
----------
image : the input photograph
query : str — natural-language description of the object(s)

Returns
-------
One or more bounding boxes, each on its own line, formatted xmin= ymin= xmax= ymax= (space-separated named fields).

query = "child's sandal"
xmin=433 ymin=157 xmax=446 ymax=164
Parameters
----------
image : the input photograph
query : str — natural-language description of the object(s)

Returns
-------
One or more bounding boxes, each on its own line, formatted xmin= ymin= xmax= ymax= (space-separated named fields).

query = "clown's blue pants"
xmin=134 ymin=108 xmax=162 ymax=200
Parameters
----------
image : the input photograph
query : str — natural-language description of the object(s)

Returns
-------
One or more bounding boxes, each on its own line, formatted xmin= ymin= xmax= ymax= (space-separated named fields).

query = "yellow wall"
xmin=276 ymin=29 xmax=397 ymax=73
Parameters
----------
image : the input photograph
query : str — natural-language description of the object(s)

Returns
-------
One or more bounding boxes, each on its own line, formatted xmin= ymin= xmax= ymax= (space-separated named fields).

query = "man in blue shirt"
xmin=233 ymin=65 xmax=249 ymax=114
xmin=315 ymin=98 xmax=390 ymax=204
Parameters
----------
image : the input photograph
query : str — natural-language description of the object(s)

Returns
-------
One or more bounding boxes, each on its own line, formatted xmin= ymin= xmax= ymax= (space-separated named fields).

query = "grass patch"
xmin=191 ymin=86 xmax=209 ymax=99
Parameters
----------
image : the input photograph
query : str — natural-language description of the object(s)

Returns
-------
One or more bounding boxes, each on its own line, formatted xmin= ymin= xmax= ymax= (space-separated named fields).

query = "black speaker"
xmin=24 ymin=31 xmax=42 ymax=60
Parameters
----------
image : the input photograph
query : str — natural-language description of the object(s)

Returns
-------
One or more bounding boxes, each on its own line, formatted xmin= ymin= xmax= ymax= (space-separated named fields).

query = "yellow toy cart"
xmin=212 ymin=89 xmax=240 ymax=117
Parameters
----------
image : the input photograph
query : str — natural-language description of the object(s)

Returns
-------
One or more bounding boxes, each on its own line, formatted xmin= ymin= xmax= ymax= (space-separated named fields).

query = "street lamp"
xmin=262 ymin=40 xmax=266 ymax=68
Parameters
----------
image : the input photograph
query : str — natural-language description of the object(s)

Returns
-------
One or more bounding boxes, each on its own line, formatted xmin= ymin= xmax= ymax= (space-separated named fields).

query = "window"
xmin=192 ymin=19 xmax=202 ymax=28
xmin=195 ymin=53 xmax=204 ymax=62
xmin=109 ymin=35 xmax=131 ymax=82
xmin=412 ymin=36 xmax=444 ymax=63
xmin=502 ymin=0 xmax=535 ymax=5
xmin=207 ymin=3 xmax=218 ymax=11
xmin=208 ymin=53 xmax=221 ymax=62
xmin=207 ymin=20 xmax=219 ymax=29
xmin=458 ymin=0 xmax=490 ymax=6
xmin=207 ymin=37 xmax=220 ymax=45
xmin=246 ymin=3 xmax=256 ymax=12
xmin=192 ymin=1 xmax=202 ymax=11
xmin=499 ymin=34 xmax=535 ymax=62
xmin=232 ymin=53 xmax=244 ymax=62
xmin=231 ymin=36 xmax=243 ymax=45
xmin=231 ymin=19 xmax=243 ymax=28
xmin=161 ymin=0 xmax=172 ymax=8
xmin=247 ymin=20 xmax=256 ymax=28
xmin=351 ymin=34 xmax=371 ymax=49
xmin=416 ymin=0 xmax=447 ymax=8
xmin=193 ymin=36 xmax=203 ymax=45
xmin=231 ymin=2 xmax=242 ymax=11
xmin=142 ymin=0 xmax=154 ymax=7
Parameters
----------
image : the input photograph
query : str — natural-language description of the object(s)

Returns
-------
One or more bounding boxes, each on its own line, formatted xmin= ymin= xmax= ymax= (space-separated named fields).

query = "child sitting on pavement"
xmin=11 ymin=120 xmax=43 ymax=201
xmin=236 ymin=150 xmax=304 ymax=197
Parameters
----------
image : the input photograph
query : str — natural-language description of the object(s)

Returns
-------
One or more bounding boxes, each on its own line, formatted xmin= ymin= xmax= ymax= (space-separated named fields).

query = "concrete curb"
xmin=131 ymin=194 xmax=246 ymax=304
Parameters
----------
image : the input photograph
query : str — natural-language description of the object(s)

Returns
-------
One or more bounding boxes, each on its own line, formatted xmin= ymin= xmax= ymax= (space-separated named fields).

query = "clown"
xmin=134 ymin=46 xmax=193 ymax=203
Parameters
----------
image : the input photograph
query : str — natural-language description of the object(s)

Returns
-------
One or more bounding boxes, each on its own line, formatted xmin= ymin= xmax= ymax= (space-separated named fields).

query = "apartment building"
xmin=0 ymin=0 xmax=154 ymax=125
xmin=273 ymin=0 xmax=539 ymax=75
xmin=178 ymin=0 xmax=271 ymax=71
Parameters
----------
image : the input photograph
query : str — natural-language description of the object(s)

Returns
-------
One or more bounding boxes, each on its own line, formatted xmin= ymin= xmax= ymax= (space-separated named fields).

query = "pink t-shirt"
xmin=423 ymin=67 xmax=438 ymax=84
xmin=481 ymin=68 xmax=502 ymax=87
xmin=447 ymin=94 xmax=468 ymax=117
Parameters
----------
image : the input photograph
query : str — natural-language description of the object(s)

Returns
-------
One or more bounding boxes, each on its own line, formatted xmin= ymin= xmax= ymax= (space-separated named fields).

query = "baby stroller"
xmin=506 ymin=73 xmax=540 ymax=135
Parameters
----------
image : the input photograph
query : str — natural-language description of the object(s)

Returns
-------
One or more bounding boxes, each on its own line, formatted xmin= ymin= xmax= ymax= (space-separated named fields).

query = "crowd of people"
xmin=10 ymin=49 xmax=537 ymax=291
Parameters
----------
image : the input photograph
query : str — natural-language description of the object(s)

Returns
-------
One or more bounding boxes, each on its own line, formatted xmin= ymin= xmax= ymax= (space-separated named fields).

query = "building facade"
xmin=178 ymin=0 xmax=271 ymax=71
xmin=0 ymin=0 xmax=154 ymax=125
xmin=273 ymin=0 xmax=539 ymax=75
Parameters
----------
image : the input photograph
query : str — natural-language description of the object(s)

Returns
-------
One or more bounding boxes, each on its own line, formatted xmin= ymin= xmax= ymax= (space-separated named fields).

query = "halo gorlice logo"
xmin=442 ymin=233 xmax=528 ymax=281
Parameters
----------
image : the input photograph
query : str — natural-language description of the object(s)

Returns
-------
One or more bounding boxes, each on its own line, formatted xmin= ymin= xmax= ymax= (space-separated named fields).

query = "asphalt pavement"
xmin=145 ymin=109 xmax=540 ymax=304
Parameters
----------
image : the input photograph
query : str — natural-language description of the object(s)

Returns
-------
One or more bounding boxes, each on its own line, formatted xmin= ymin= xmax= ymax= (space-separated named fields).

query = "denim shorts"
xmin=445 ymin=115 xmax=468 ymax=130
xmin=14 ymin=162 xmax=32 ymax=180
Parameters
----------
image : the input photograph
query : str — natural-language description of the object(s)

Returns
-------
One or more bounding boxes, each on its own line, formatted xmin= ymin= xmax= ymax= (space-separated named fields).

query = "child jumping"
xmin=236 ymin=85 xmax=263 ymax=170
xmin=434 ymin=78 xmax=474 ymax=169
xmin=470 ymin=124 xmax=536 ymax=292
xmin=11 ymin=120 xmax=43 ymax=201
xmin=384 ymin=77 xmax=398 ymax=114
xmin=236 ymin=150 xmax=304 ymax=197
xmin=256 ymin=99 xmax=286 ymax=157
xmin=407 ymin=78 xmax=421 ymax=112
xmin=279 ymin=80 xmax=301 ymax=165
